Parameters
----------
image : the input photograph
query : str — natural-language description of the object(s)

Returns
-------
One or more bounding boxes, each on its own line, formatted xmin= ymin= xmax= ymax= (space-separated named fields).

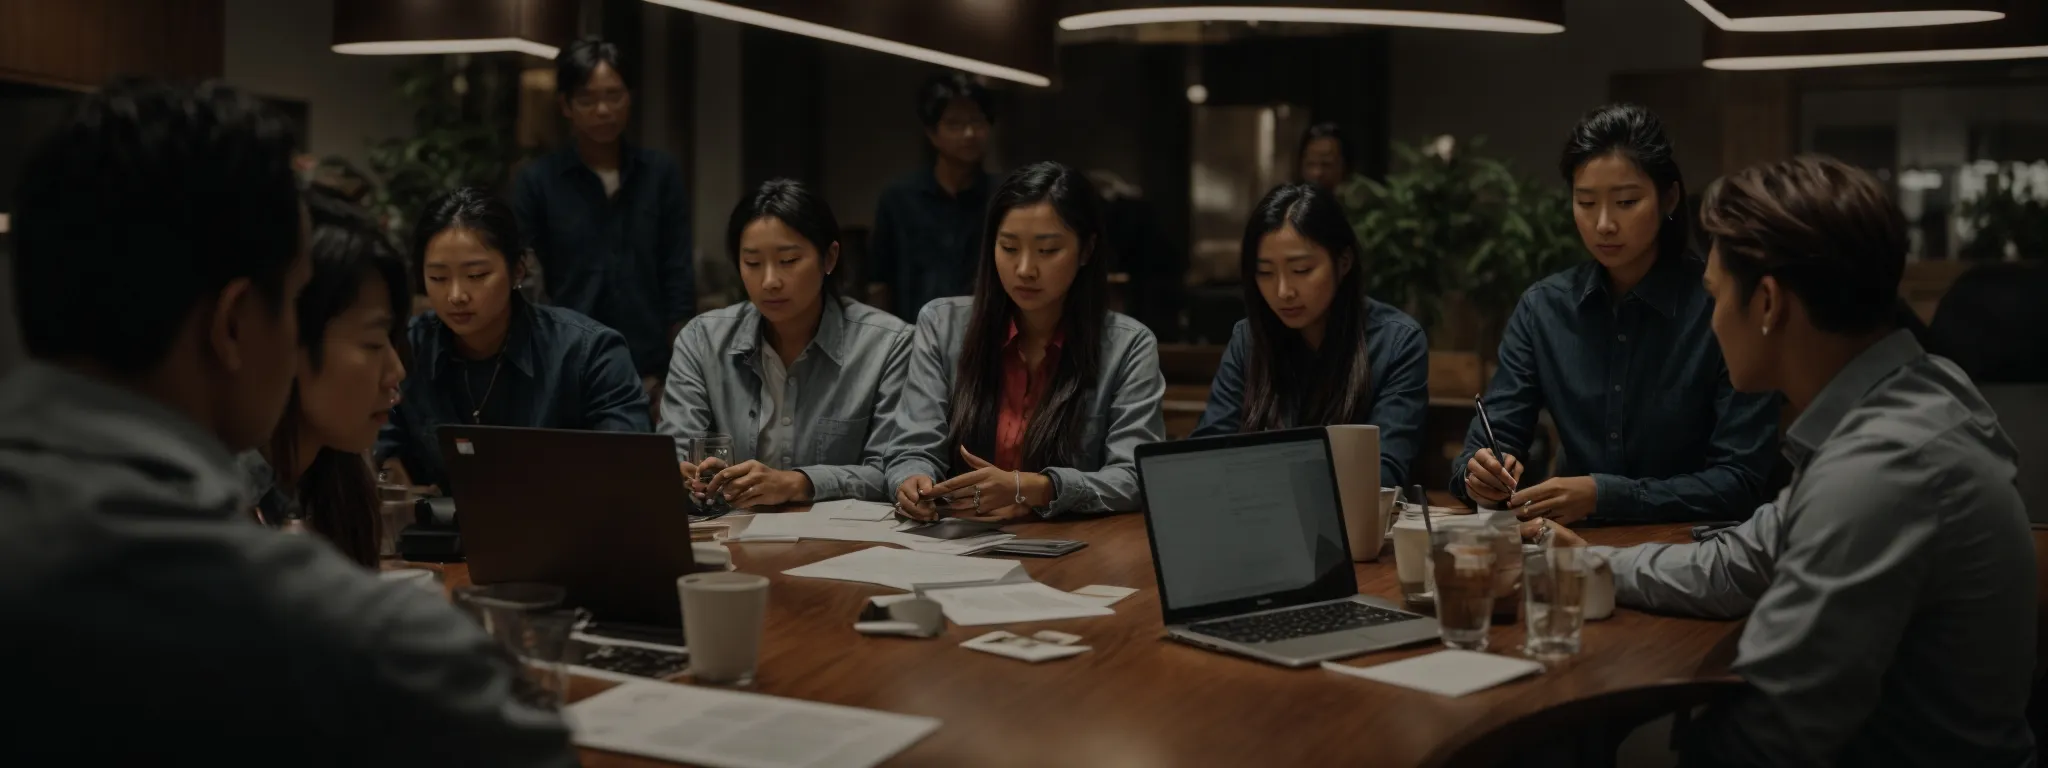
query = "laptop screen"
xmin=1141 ymin=434 xmax=1354 ymax=618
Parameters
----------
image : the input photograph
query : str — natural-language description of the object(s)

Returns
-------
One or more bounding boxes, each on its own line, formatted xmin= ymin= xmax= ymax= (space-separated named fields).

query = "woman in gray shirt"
xmin=663 ymin=179 xmax=912 ymax=506
xmin=890 ymin=162 xmax=1166 ymax=521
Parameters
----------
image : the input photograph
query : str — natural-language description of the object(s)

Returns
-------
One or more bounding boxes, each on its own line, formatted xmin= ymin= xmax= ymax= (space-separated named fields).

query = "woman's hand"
xmin=1510 ymin=476 xmax=1599 ymax=526
xmin=1463 ymin=448 xmax=1524 ymax=504
xmin=896 ymin=475 xmax=940 ymax=521
xmin=703 ymin=460 xmax=813 ymax=509
xmin=921 ymin=447 xmax=1051 ymax=521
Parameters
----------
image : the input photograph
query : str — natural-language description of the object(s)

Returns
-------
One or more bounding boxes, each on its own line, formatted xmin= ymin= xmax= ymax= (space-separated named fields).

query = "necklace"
xmin=462 ymin=353 xmax=506 ymax=424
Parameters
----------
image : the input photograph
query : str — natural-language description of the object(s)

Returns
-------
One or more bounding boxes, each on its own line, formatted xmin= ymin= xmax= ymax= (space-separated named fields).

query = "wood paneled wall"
xmin=0 ymin=0 xmax=224 ymax=91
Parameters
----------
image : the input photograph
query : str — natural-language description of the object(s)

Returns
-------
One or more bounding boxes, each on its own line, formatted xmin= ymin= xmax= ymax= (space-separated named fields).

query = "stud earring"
xmin=1761 ymin=326 xmax=1770 ymax=337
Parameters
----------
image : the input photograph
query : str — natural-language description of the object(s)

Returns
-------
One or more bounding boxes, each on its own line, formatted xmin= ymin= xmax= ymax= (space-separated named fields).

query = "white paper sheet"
xmin=810 ymin=499 xmax=899 ymax=521
xmin=783 ymin=546 xmax=1023 ymax=591
xmin=918 ymin=582 xmax=1116 ymax=626
xmin=570 ymin=679 xmax=939 ymax=768
xmin=1320 ymin=650 xmax=1544 ymax=697
xmin=898 ymin=532 xmax=1013 ymax=555
xmin=1067 ymin=585 xmax=1138 ymax=607
xmin=732 ymin=510 xmax=1016 ymax=554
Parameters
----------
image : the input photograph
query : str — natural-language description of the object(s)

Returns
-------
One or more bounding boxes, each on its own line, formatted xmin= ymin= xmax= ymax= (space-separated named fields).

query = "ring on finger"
xmin=972 ymin=487 xmax=984 ymax=512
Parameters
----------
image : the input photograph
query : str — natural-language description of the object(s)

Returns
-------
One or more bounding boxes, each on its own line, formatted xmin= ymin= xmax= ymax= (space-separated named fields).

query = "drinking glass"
xmin=692 ymin=434 xmax=736 ymax=519
xmin=1522 ymin=544 xmax=1598 ymax=661
xmin=1430 ymin=518 xmax=1505 ymax=651
xmin=1390 ymin=502 xmax=1435 ymax=610
xmin=454 ymin=583 xmax=588 ymax=709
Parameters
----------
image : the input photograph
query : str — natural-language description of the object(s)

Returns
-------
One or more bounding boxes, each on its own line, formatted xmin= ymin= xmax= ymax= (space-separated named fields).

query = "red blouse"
xmin=993 ymin=322 xmax=1063 ymax=472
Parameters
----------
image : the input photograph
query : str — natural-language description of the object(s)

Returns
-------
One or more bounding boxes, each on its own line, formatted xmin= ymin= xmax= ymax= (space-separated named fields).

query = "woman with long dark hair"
xmin=887 ymin=161 xmax=1166 ymax=521
xmin=241 ymin=192 xmax=409 ymax=566
xmin=1451 ymin=104 xmax=1778 ymax=525
xmin=1191 ymin=183 xmax=1429 ymax=487
xmin=661 ymin=179 xmax=911 ymax=507
xmin=375 ymin=187 xmax=648 ymax=494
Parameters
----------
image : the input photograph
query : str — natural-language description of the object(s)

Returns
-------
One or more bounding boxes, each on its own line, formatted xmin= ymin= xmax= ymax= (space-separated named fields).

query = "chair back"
xmin=1421 ymin=677 xmax=1745 ymax=768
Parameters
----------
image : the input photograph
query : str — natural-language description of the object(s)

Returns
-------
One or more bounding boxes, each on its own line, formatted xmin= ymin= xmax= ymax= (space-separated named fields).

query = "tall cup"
xmin=1325 ymin=425 xmax=1385 ymax=562
xmin=453 ymin=583 xmax=585 ymax=708
xmin=1431 ymin=517 xmax=1506 ymax=651
xmin=1391 ymin=503 xmax=1435 ymax=610
xmin=679 ymin=572 xmax=770 ymax=687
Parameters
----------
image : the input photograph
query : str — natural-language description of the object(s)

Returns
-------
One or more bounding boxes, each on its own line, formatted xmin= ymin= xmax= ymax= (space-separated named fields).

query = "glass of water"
xmin=1430 ymin=517 xmax=1504 ymax=651
xmin=692 ymin=434 xmax=735 ymax=519
xmin=1522 ymin=544 xmax=1598 ymax=661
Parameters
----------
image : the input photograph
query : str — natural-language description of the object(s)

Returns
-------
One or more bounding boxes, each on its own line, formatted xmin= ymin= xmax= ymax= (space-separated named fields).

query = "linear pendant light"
xmin=1057 ymin=1 xmax=1565 ymax=34
xmin=1682 ymin=0 xmax=2004 ymax=32
xmin=642 ymin=0 xmax=1057 ymax=87
xmin=333 ymin=0 xmax=577 ymax=59
xmin=1704 ymin=1 xmax=2047 ymax=69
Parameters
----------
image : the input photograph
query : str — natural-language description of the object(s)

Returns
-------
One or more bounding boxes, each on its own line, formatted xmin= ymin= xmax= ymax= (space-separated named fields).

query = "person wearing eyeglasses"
xmin=869 ymin=72 xmax=998 ymax=322
xmin=512 ymin=37 xmax=693 ymax=423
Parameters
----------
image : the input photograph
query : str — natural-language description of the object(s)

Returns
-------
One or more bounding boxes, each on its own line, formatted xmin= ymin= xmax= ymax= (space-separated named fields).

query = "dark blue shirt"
xmin=376 ymin=299 xmax=651 ymax=491
xmin=869 ymin=167 xmax=993 ymax=322
xmin=1450 ymin=254 xmax=1780 ymax=522
xmin=1190 ymin=299 xmax=1431 ymax=488
xmin=512 ymin=143 xmax=693 ymax=375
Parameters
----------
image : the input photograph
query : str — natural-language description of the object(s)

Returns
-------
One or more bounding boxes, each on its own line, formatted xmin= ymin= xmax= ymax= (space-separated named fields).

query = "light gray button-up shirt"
xmin=0 ymin=363 xmax=575 ymax=766
xmin=1593 ymin=330 xmax=2036 ymax=767
xmin=660 ymin=296 xmax=912 ymax=502
xmin=885 ymin=297 xmax=1167 ymax=517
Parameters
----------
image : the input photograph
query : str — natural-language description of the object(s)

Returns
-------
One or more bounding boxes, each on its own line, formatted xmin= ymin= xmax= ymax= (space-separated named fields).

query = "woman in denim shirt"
xmin=889 ymin=162 xmax=1167 ymax=521
xmin=661 ymin=179 xmax=912 ymax=506
xmin=376 ymin=188 xmax=649 ymax=494
xmin=1191 ymin=183 xmax=1430 ymax=489
xmin=1453 ymin=104 xmax=1778 ymax=525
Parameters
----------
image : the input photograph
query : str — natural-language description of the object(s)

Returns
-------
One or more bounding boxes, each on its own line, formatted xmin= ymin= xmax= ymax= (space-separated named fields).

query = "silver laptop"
xmin=1135 ymin=427 xmax=1439 ymax=667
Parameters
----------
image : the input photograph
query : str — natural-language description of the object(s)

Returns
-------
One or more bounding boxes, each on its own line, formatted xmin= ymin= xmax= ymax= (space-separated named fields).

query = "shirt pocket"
xmin=812 ymin=416 xmax=871 ymax=466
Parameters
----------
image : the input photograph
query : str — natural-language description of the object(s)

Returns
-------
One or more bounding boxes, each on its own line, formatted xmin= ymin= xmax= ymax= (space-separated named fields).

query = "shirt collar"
xmin=919 ymin=165 xmax=990 ymax=200
xmin=1575 ymin=254 xmax=1693 ymax=318
xmin=1782 ymin=329 xmax=1925 ymax=468
xmin=728 ymin=298 xmax=851 ymax=366
xmin=429 ymin=297 xmax=537 ymax=379
xmin=554 ymin=140 xmax=643 ymax=179
xmin=1004 ymin=320 xmax=1067 ymax=353
xmin=0 ymin=362 xmax=250 ymax=515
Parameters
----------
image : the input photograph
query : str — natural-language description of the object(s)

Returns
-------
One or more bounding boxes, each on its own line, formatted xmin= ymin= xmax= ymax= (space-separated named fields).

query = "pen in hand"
xmin=1473 ymin=394 xmax=1519 ymax=499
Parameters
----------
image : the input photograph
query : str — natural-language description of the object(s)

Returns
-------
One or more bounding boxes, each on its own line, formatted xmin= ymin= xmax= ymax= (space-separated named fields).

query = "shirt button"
xmin=787 ymin=377 xmax=796 ymax=386
xmin=1613 ymin=384 xmax=1622 ymax=392
xmin=780 ymin=417 xmax=792 ymax=426
xmin=1617 ymin=334 xmax=1628 ymax=342
xmin=1610 ymin=432 xmax=1620 ymax=440
xmin=782 ymin=456 xmax=791 ymax=465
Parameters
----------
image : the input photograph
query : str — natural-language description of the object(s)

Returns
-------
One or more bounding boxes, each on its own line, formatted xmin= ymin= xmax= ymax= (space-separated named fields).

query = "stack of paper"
xmin=898 ymin=582 xmax=1115 ymax=626
xmin=729 ymin=509 xmax=1014 ymax=555
xmin=571 ymin=679 xmax=939 ymax=768
xmin=783 ymin=546 xmax=1024 ymax=591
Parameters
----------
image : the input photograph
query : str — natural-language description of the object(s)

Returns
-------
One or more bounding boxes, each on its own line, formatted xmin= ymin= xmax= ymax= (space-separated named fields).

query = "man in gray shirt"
xmin=1 ymin=80 xmax=575 ymax=766
xmin=1540 ymin=156 xmax=2036 ymax=766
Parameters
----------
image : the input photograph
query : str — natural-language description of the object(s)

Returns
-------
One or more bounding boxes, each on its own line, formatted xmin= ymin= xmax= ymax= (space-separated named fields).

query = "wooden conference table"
xmin=417 ymin=509 xmax=1743 ymax=767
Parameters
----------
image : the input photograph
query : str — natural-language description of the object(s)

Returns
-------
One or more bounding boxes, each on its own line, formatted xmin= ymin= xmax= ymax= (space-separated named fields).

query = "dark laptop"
xmin=438 ymin=425 xmax=696 ymax=630
xmin=1135 ymin=427 xmax=1438 ymax=667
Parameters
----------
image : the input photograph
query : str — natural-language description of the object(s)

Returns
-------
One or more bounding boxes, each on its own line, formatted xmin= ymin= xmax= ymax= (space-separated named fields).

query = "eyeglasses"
xmin=937 ymin=115 xmax=990 ymax=135
xmin=570 ymin=91 xmax=629 ymax=112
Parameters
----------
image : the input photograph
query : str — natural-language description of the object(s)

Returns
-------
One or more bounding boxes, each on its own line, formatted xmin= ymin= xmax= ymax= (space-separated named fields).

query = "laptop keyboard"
xmin=1189 ymin=602 xmax=1419 ymax=645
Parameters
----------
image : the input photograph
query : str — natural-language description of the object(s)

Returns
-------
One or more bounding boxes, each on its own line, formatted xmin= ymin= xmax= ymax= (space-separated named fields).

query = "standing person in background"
xmin=1296 ymin=122 xmax=1360 ymax=192
xmin=513 ymin=37 xmax=692 ymax=421
xmin=1451 ymin=104 xmax=1779 ymax=525
xmin=1 ymin=78 xmax=573 ymax=765
xmin=869 ymin=72 xmax=997 ymax=322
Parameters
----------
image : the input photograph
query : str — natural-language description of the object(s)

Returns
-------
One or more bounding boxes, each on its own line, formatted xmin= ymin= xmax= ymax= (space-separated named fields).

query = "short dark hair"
xmin=1701 ymin=155 xmax=1907 ymax=335
xmin=556 ymin=37 xmax=630 ymax=95
xmin=1561 ymin=103 xmax=1690 ymax=261
xmin=409 ymin=187 xmax=523 ymax=292
xmin=12 ymin=78 xmax=301 ymax=375
xmin=1296 ymin=122 xmax=1357 ymax=176
xmin=917 ymin=72 xmax=994 ymax=129
xmin=725 ymin=178 xmax=844 ymax=297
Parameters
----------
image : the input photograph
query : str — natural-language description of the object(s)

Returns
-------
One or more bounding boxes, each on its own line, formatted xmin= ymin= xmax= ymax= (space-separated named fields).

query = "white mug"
xmin=678 ymin=572 xmax=769 ymax=686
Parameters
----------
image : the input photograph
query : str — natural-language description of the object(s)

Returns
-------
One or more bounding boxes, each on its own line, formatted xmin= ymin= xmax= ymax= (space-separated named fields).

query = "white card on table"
xmin=962 ymin=631 xmax=1091 ymax=663
xmin=1068 ymin=584 xmax=1138 ymax=606
xmin=1321 ymin=650 xmax=1544 ymax=697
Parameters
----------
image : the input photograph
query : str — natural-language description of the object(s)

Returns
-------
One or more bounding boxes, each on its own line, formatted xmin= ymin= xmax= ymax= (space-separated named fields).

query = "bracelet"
xmin=1014 ymin=470 xmax=1027 ymax=507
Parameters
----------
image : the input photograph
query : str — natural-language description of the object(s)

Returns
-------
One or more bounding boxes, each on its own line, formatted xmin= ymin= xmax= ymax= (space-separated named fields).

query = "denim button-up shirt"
xmin=512 ymin=143 xmax=693 ymax=375
xmin=1190 ymin=299 xmax=1430 ymax=488
xmin=659 ymin=296 xmax=912 ymax=502
xmin=885 ymin=297 xmax=1167 ymax=517
xmin=376 ymin=299 xmax=651 ymax=491
xmin=869 ymin=168 xmax=993 ymax=322
xmin=1450 ymin=255 xmax=1779 ymax=522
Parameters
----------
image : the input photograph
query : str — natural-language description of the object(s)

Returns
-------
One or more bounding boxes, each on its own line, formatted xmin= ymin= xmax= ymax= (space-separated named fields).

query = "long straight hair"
xmin=1240 ymin=184 xmax=1374 ymax=433
xmin=1560 ymin=103 xmax=1690 ymax=262
xmin=947 ymin=161 xmax=1109 ymax=472
xmin=267 ymin=192 xmax=412 ymax=568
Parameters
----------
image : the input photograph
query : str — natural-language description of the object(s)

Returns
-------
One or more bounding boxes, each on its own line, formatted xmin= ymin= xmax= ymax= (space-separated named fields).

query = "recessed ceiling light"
xmin=644 ymin=0 xmax=1053 ymax=87
xmin=1058 ymin=6 xmax=1564 ymax=34
xmin=1705 ymin=44 xmax=2048 ymax=70
xmin=333 ymin=38 xmax=560 ymax=58
xmin=1681 ymin=0 xmax=2003 ymax=32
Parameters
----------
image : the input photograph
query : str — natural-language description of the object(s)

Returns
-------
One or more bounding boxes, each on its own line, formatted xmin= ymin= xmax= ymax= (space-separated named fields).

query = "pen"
xmin=1473 ymin=394 xmax=1516 ymax=497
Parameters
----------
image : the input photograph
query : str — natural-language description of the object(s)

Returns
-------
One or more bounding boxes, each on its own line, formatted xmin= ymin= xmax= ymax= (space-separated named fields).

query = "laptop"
xmin=439 ymin=425 xmax=696 ymax=632
xmin=1135 ymin=427 xmax=1439 ymax=667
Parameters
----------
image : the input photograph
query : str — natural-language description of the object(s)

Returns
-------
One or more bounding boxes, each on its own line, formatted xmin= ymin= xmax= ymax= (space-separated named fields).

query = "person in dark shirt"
xmin=1 ymin=78 xmax=573 ymax=766
xmin=1192 ymin=183 xmax=1429 ymax=489
xmin=1297 ymin=121 xmax=1360 ymax=192
xmin=379 ymin=188 xmax=649 ymax=494
xmin=869 ymin=72 xmax=997 ymax=322
xmin=512 ymin=37 xmax=692 ymax=414
xmin=1452 ymin=104 xmax=1779 ymax=525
